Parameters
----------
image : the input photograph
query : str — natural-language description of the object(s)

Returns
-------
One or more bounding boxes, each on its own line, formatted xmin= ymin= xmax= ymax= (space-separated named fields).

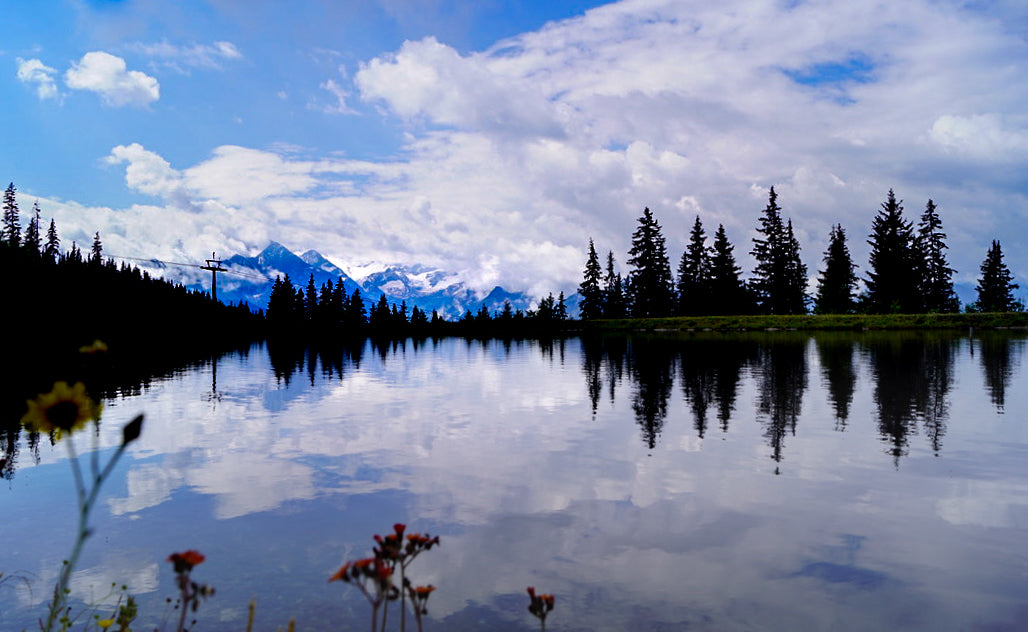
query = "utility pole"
xmin=201 ymin=252 xmax=227 ymax=303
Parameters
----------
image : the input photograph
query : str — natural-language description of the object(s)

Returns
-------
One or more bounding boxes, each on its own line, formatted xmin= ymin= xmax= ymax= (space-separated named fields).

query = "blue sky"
xmin=4 ymin=0 xmax=1027 ymax=299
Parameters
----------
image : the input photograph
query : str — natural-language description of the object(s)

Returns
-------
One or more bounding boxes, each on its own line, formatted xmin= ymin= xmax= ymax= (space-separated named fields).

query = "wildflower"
xmin=167 ymin=550 xmax=205 ymax=573
xmin=22 ymin=381 xmax=101 ymax=437
xmin=96 ymin=619 xmax=114 ymax=630
xmin=328 ymin=561 xmax=353 ymax=583
xmin=79 ymin=339 xmax=109 ymax=354
xmin=527 ymin=586 xmax=555 ymax=625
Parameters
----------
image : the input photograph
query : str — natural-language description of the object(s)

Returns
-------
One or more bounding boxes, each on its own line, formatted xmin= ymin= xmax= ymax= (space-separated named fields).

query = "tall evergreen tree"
xmin=751 ymin=187 xmax=806 ymax=314
xmin=626 ymin=207 xmax=674 ymax=317
xmin=2 ymin=182 xmax=20 ymax=248
xmin=603 ymin=251 xmax=626 ymax=318
xmin=676 ymin=215 xmax=711 ymax=315
xmin=89 ymin=231 xmax=103 ymax=264
xmin=707 ymin=224 xmax=748 ymax=315
xmin=814 ymin=224 xmax=858 ymax=314
xmin=974 ymin=240 xmax=1021 ymax=312
xmin=782 ymin=220 xmax=808 ymax=313
xmin=866 ymin=189 xmax=921 ymax=313
xmin=917 ymin=199 xmax=959 ymax=312
xmin=44 ymin=218 xmax=60 ymax=262
xmin=578 ymin=239 xmax=605 ymax=319
xmin=23 ymin=201 xmax=41 ymax=254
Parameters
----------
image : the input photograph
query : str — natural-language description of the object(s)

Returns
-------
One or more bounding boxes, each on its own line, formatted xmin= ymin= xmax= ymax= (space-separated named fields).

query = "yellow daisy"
xmin=22 ymin=381 xmax=102 ymax=437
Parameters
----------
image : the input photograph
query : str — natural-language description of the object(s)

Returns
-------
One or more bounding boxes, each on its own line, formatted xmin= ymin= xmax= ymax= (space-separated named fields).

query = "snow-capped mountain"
xmin=190 ymin=242 xmax=535 ymax=319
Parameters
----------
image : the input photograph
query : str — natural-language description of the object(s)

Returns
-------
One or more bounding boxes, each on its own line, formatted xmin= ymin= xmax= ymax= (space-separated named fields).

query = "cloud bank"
xmin=33 ymin=0 xmax=1028 ymax=297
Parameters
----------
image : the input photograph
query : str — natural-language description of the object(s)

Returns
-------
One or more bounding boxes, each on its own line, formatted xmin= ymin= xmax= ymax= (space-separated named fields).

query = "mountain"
xmin=192 ymin=242 xmax=534 ymax=319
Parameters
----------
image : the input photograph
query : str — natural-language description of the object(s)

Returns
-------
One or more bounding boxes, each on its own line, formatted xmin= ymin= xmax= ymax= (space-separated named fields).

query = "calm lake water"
xmin=2 ymin=331 xmax=1027 ymax=631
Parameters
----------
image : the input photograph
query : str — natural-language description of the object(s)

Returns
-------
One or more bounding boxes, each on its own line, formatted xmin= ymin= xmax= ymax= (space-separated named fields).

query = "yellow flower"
xmin=22 ymin=382 xmax=101 ymax=437
xmin=96 ymin=618 xmax=114 ymax=629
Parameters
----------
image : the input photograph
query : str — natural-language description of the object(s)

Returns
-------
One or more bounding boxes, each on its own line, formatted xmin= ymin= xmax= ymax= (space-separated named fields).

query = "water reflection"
xmin=865 ymin=333 xmax=957 ymax=463
xmin=2 ymin=332 xmax=1027 ymax=631
xmin=974 ymin=331 xmax=1025 ymax=412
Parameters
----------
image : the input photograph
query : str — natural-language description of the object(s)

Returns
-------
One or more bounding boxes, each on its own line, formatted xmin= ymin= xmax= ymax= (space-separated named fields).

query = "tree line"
xmin=265 ymin=272 xmax=571 ymax=338
xmin=1 ymin=182 xmax=262 ymax=375
xmin=577 ymin=187 xmax=1022 ymax=319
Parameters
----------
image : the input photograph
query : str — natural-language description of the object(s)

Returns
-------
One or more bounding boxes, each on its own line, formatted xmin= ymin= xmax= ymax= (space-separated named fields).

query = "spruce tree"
xmin=44 ymin=218 xmax=60 ymax=262
xmin=2 ymin=182 xmax=20 ymax=248
xmin=90 ymin=231 xmax=103 ymax=264
xmin=578 ymin=239 xmax=605 ymax=319
xmin=751 ymin=187 xmax=806 ymax=314
xmin=975 ymin=240 xmax=1021 ymax=312
xmin=917 ymin=199 xmax=959 ymax=312
xmin=676 ymin=215 xmax=711 ymax=315
xmin=23 ymin=201 xmax=41 ymax=254
xmin=814 ymin=224 xmax=858 ymax=314
xmin=707 ymin=224 xmax=748 ymax=315
xmin=783 ymin=220 xmax=808 ymax=313
xmin=866 ymin=189 xmax=921 ymax=313
xmin=626 ymin=207 xmax=674 ymax=317
xmin=603 ymin=251 xmax=626 ymax=318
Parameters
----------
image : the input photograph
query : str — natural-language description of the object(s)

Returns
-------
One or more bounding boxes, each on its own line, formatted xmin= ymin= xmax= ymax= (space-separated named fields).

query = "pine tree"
xmin=90 ymin=231 xmax=103 ymax=264
xmin=974 ymin=240 xmax=1021 ymax=312
xmin=866 ymin=189 xmax=921 ymax=313
xmin=814 ymin=224 xmax=858 ymax=314
xmin=603 ymin=251 xmax=626 ymax=318
xmin=626 ymin=207 xmax=674 ymax=317
xmin=2 ymin=182 xmax=20 ymax=248
xmin=578 ymin=239 xmax=605 ymax=319
xmin=44 ymin=218 xmax=60 ymax=262
xmin=676 ymin=215 xmax=711 ymax=315
xmin=23 ymin=201 xmax=41 ymax=254
xmin=783 ymin=220 xmax=809 ymax=314
xmin=708 ymin=224 xmax=748 ymax=315
xmin=917 ymin=199 xmax=959 ymax=312
xmin=751 ymin=187 xmax=806 ymax=314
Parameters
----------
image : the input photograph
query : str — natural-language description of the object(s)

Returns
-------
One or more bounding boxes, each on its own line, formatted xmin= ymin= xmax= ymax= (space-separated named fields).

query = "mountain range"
xmin=191 ymin=242 xmax=536 ymax=319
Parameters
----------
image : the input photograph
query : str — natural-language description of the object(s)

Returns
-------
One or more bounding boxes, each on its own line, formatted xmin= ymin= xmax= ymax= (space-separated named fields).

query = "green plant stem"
xmin=43 ymin=438 xmax=128 ymax=632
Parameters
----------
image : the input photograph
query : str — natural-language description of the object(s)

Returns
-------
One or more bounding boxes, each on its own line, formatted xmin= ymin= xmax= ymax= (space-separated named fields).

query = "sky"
xmin=3 ymin=0 xmax=1027 ymax=300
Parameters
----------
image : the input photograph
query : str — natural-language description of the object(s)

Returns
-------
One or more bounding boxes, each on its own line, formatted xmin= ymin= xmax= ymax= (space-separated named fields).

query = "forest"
xmin=576 ymin=187 xmax=1023 ymax=320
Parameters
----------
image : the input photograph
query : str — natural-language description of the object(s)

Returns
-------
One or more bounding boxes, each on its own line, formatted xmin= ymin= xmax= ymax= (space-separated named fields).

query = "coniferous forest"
xmin=578 ymin=187 xmax=1023 ymax=320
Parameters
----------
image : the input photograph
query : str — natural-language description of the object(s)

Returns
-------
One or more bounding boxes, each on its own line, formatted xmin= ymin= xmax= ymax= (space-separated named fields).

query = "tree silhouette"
xmin=23 ymin=201 xmax=41 ymax=255
xmin=973 ymin=240 xmax=1021 ymax=312
xmin=676 ymin=216 xmax=711 ymax=315
xmin=816 ymin=335 xmax=858 ymax=429
xmin=626 ymin=207 xmax=674 ymax=317
xmin=603 ymin=251 xmax=626 ymax=318
xmin=814 ymin=224 xmax=858 ymax=314
xmin=2 ymin=182 xmax=20 ymax=248
xmin=707 ymin=224 xmax=750 ymax=315
xmin=866 ymin=190 xmax=921 ymax=313
xmin=917 ymin=200 xmax=959 ymax=313
xmin=89 ymin=231 xmax=103 ymax=265
xmin=44 ymin=218 xmax=60 ymax=262
xmin=751 ymin=188 xmax=806 ymax=314
xmin=578 ymin=239 xmax=604 ymax=319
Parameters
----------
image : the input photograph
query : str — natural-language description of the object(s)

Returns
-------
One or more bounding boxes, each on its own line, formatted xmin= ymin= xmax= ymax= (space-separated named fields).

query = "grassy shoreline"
xmin=575 ymin=312 xmax=1028 ymax=333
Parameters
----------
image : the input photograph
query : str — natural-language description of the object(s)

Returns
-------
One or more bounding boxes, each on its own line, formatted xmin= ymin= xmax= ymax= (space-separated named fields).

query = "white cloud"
xmin=126 ymin=40 xmax=243 ymax=72
xmin=59 ymin=0 xmax=1028 ymax=297
xmin=16 ymin=57 xmax=59 ymax=100
xmin=312 ymin=76 xmax=357 ymax=115
xmin=65 ymin=51 xmax=160 ymax=107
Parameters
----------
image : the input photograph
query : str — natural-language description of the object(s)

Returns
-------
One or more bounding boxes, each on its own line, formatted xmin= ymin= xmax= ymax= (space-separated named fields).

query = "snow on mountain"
xmin=188 ymin=242 xmax=535 ymax=319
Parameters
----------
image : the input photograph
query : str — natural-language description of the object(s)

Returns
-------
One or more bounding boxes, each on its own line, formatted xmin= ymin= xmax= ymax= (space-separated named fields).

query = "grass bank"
xmin=576 ymin=312 xmax=1028 ymax=333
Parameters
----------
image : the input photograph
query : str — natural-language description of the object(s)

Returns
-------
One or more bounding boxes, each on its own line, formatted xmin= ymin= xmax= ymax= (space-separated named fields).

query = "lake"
xmin=2 ymin=331 xmax=1027 ymax=631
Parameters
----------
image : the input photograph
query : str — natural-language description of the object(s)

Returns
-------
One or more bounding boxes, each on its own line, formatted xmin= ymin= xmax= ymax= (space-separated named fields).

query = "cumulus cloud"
xmin=16 ymin=58 xmax=59 ymax=100
xmin=76 ymin=0 xmax=1028 ymax=296
xmin=65 ymin=51 xmax=160 ymax=107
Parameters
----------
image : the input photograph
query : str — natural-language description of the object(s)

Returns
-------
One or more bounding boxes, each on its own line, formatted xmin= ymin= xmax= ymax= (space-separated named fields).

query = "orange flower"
xmin=328 ymin=561 xmax=352 ymax=583
xmin=168 ymin=550 xmax=205 ymax=573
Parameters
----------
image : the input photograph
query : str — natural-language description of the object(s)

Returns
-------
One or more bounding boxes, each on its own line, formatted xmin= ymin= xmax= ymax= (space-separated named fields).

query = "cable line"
xmin=105 ymin=253 xmax=272 ymax=282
